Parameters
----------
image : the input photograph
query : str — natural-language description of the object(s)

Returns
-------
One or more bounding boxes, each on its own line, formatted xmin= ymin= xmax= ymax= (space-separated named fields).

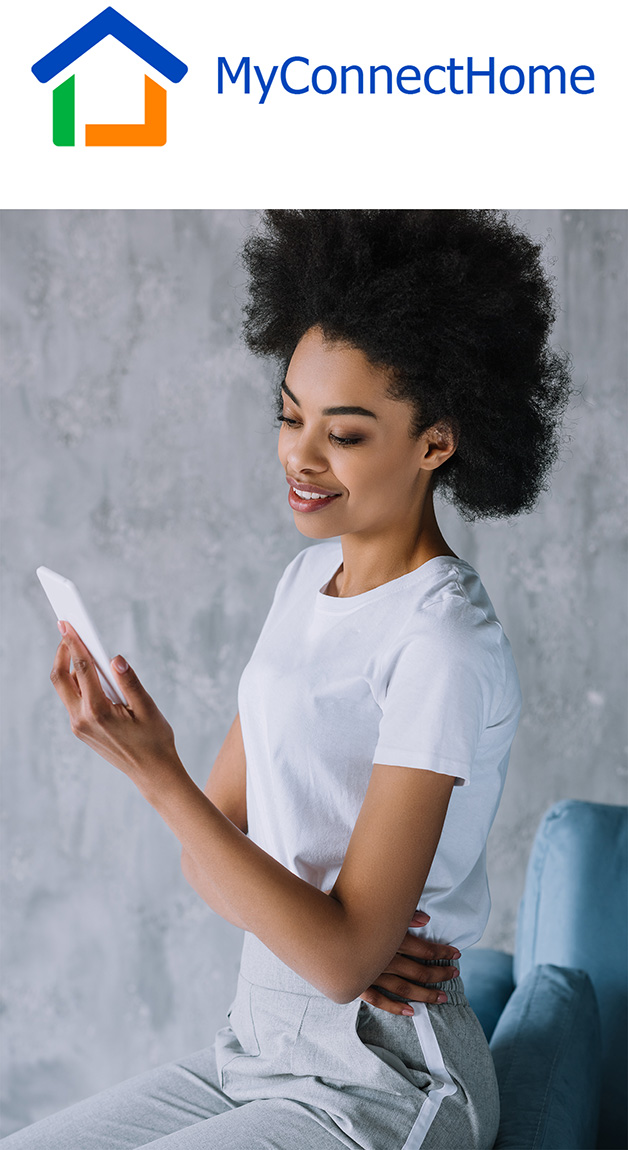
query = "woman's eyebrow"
xmin=323 ymin=405 xmax=378 ymax=419
xmin=281 ymin=381 xmax=378 ymax=419
xmin=281 ymin=381 xmax=300 ymax=405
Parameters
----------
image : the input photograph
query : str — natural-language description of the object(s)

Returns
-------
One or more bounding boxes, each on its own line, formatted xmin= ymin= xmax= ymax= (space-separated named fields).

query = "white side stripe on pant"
xmin=402 ymin=1003 xmax=458 ymax=1149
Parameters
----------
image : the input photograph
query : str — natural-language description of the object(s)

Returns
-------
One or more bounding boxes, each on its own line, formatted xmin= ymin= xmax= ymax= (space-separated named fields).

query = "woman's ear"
xmin=421 ymin=421 xmax=459 ymax=470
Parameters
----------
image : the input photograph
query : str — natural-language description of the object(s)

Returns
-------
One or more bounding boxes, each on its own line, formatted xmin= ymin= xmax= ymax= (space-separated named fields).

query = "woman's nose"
xmin=285 ymin=428 xmax=327 ymax=474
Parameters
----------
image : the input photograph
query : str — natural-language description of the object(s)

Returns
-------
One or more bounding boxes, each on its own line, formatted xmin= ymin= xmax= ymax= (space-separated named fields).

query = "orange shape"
xmin=85 ymin=75 xmax=166 ymax=146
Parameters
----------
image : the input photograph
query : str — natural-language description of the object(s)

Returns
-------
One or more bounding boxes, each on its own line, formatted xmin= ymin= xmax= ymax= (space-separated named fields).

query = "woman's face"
xmin=277 ymin=326 xmax=451 ymax=542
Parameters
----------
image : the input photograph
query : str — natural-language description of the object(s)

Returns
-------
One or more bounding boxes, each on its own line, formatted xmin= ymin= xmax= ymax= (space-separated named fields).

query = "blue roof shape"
xmin=32 ymin=6 xmax=188 ymax=84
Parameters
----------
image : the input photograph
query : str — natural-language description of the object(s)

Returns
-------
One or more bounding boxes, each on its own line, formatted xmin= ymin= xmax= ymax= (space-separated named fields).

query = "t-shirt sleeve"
xmin=372 ymin=620 xmax=496 ymax=787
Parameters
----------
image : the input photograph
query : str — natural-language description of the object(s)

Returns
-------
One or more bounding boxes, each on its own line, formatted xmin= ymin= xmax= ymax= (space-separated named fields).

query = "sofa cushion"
xmin=490 ymin=963 xmax=601 ymax=1150
xmin=459 ymin=948 xmax=514 ymax=1042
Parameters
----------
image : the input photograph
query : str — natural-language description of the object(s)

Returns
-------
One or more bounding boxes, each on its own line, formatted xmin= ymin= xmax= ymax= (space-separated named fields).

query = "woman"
xmin=6 ymin=210 xmax=571 ymax=1149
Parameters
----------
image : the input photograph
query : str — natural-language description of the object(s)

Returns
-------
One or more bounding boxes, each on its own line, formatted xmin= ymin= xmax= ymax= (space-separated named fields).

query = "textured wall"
xmin=1 ymin=209 xmax=626 ymax=1135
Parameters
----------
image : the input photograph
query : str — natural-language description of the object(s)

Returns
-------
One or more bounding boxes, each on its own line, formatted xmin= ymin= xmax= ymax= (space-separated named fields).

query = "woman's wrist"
xmin=130 ymin=749 xmax=190 ymax=805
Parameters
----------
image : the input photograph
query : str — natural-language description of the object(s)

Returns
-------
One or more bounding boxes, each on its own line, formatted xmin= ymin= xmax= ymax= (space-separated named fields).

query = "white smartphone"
xmin=36 ymin=566 xmax=127 ymax=706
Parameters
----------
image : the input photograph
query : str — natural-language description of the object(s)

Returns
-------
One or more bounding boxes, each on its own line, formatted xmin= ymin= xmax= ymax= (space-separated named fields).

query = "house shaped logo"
xmin=32 ymin=7 xmax=188 ymax=146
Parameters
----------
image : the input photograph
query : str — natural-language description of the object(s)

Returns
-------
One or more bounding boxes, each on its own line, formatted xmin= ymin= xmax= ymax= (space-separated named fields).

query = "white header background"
xmin=0 ymin=0 xmax=626 ymax=208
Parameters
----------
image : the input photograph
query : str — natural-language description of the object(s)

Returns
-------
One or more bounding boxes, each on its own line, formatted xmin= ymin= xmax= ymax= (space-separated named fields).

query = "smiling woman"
xmin=4 ymin=210 xmax=572 ymax=1150
xmin=277 ymin=329 xmax=459 ymax=583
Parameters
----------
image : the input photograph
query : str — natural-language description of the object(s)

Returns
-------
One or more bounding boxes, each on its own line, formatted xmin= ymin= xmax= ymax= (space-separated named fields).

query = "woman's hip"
xmin=214 ymin=933 xmax=499 ymax=1150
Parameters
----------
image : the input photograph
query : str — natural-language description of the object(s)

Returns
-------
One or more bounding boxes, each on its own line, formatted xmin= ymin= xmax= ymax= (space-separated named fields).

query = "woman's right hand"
xmin=359 ymin=911 xmax=461 ymax=1016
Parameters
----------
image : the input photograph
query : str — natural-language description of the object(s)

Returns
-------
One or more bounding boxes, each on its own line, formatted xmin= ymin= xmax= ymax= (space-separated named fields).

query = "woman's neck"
xmin=327 ymin=491 xmax=458 ymax=599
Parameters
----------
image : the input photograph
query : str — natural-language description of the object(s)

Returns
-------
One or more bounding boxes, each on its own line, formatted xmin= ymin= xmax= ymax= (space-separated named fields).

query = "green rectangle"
xmin=53 ymin=75 xmax=75 ymax=147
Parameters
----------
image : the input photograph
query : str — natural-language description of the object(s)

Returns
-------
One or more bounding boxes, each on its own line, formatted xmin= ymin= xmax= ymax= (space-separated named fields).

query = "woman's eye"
xmin=277 ymin=415 xmax=362 ymax=447
xmin=330 ymin=434 xmax=363 ymax=446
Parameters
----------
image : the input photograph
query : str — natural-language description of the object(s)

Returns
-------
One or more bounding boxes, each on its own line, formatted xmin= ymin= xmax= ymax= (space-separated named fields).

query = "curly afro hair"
xmin=241 ymin=209 xmax=572 ymax=521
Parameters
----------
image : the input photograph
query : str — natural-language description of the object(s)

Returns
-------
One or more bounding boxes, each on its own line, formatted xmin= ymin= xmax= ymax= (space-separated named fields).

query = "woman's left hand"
xmin=359 ymin=909 xmax=461 ymax=1016
xmin=321 ymin=891 xmax=461 ymax=1016
xmin=50 ymin=622 xmax=181 ymax=784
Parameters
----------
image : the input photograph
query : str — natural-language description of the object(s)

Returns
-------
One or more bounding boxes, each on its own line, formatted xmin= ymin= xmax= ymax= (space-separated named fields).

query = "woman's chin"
xmin=292 ymin=514 xmax=341 ymax=540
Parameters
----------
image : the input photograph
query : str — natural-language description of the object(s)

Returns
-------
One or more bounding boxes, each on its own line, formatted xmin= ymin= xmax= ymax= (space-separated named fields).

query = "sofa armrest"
xmin=513 ymin=799 xmax=627 ymax=1150
xmin=490 ymin=964 xmax=601 ymax=1150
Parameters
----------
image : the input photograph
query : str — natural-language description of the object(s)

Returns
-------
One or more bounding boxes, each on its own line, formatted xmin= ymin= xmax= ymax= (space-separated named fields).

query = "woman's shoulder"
xmin=374 ymin=556 xmax=502 ymax=638
xmin=380 ymin=558 xmax=521 ymax=715
xmin=419 ymin=558 xmax=502 ymax=631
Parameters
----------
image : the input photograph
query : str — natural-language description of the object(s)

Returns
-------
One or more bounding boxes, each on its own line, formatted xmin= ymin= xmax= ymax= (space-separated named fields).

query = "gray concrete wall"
xmin=1 ymin=209 xmax=626 ymax=1135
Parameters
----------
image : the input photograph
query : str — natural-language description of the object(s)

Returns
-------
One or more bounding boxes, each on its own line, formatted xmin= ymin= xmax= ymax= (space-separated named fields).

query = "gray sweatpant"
xmin=3 ymin=934 xmax=499 ymax=1149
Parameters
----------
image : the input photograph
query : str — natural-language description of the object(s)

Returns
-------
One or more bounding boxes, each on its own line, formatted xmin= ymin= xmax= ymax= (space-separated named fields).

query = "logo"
xmin=32 ymin=6 xmax=188 ymax=147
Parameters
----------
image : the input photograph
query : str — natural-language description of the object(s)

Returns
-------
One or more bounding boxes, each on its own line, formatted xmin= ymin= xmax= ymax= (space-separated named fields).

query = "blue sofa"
xmin=461 ymin=800 xmax=628 ymax=1150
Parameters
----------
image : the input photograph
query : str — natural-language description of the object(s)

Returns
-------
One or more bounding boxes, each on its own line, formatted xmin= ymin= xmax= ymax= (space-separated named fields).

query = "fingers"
xmin=360 ymin=986 xmax=417 ymax=1016
xmin=360 ymin=976 xmax=451 ymax=1016
xmin=55 ymin=621 xmax=152 ymax=719
xmin=399 ymin=929 xmax=460 ymax=963
xmin=109 ymin=654 xmax=153 ymax=720
xmin=359 ymin=945 xmax=461 ymax=1017
xmin=363 ymin=975 xmax=451 ymax=1010
xmin=49 ymin=636 xmax=82 ymax=710
xmin=409 ymin=910 xmax=430 ymax=927
xmin=56 ymin=622 xmax=105 ymax=706
xmin=386 ymin=953 xmax=460 ymax=985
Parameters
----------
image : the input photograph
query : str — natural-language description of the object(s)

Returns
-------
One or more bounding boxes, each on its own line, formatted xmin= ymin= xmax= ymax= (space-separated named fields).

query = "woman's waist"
xmin=238 ymin=931 xmax=467 ymax=1006
xmin=239 ymin=932 xmax=328 ymax=996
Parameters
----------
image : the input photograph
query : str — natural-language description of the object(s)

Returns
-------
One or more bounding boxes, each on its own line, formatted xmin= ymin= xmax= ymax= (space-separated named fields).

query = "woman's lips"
xmin=288 ymin=486 xmax=342 ymax=513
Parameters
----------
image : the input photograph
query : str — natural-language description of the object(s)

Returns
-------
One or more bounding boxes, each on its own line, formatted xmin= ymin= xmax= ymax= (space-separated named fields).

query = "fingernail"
xmin=437 ymin=992 xmax=448 ymax=1003
xmin=452 ymin=969 xmax=460 ymax=978
xmin=451 ymin=949 xmax=461 ymax=959
xmin=57 ymin=620 xmax=67 ymax=635
xmin=401 ymin=1007 xmax=414 ymax=1016
xmin=411 ymin=912 xmax=429 ymax=924
xmin=112 ymin=655 xmax=128 ymax=673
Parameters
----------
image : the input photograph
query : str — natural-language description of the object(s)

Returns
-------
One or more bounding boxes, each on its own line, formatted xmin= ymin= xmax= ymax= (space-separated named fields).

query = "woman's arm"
xmin=180 ymin=712 xmax=248 ymax=930
xmin=183 ymin=712 xmax=460 ymax=1004
xmin=51 ymin=626 xmax=456 ymax=1004
xmin=155 ymin=758 xmax=454 ymax=1004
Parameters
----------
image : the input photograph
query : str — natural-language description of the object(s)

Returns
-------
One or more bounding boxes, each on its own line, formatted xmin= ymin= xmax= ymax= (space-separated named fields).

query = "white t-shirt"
xmin=238 ymin=539 xmax=522 ymax=951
